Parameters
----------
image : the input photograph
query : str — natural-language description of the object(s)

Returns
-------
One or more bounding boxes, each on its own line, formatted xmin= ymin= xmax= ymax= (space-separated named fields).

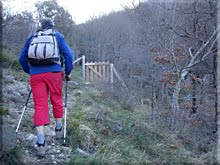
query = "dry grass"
xmin=67 ymin=87 xmax=199 ymax=164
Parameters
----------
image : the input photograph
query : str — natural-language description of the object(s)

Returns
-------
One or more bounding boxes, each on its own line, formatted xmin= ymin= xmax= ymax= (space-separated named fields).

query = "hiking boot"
xmin=55 ymin=127 xmax=63 ymax=140
xmin=36 ymin=141 xmax=47 ymax=157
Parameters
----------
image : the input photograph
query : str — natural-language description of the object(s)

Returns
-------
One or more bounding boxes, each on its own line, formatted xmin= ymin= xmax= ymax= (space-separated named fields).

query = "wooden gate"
xmin=74 ymin=56 xmax=126 ymax=87
xmin=85 ymin=62 xmax=111 ymax=84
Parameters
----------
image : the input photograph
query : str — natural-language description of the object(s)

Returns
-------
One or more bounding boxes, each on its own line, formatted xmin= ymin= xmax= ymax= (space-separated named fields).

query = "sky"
xmin=2 ymin=0 xmax=141 ymax=24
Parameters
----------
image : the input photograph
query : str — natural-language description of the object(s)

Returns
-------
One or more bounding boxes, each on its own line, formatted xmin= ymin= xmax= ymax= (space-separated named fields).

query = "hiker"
xmin=19 ymin=17 xmax=74 ymax=157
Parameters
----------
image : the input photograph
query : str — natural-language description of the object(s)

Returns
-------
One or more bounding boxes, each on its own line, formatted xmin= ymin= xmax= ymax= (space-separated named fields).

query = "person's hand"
xmin=66 ymin=74 xmax=71 ymax=81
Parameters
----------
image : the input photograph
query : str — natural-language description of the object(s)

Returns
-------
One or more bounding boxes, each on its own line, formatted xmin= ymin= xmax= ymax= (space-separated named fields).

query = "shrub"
xmin=1 ymin=48 xmax=22 ymax=71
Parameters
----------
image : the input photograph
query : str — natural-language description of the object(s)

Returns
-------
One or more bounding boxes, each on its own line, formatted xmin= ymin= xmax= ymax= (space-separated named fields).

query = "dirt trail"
xmin=2 ymin=70 xmax=76 ymax=164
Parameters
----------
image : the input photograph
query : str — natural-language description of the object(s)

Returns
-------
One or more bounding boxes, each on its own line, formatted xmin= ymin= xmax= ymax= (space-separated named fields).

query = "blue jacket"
xmin=19 ymin=31 xmax=74 ymax=75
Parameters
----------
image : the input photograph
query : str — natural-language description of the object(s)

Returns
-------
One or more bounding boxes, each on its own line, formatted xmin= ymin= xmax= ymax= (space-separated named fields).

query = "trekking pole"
xmin=16 ymin=89 xmax=32 ymax=133
xmin=64 ymin=79 xmax=68 ymax=145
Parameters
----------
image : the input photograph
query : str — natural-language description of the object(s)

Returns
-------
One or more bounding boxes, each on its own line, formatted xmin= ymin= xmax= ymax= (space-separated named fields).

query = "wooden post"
xmin=106 ymin=62 xmax=110 ymax=81
xmin=110 ymin=63 xmax=113 ymax=84
xmin=86 ymin=63 xmax=89 ymax=83
xmin=102 ymin=64 xmax=106 ymax=81
xmin=82 ymin=56 xmax=85 ymax=83
xmin=90 ymin=64 xmax=94 ymax=83
xmin=98 ymin=64 xmax=102 ymax=81
xmin=94 ymin=64 xmax=97 ymax=82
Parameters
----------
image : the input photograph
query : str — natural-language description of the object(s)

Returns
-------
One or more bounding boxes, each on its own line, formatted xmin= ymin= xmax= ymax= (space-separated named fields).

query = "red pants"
xmin=30 ymin=72 xmax=63 ymax=126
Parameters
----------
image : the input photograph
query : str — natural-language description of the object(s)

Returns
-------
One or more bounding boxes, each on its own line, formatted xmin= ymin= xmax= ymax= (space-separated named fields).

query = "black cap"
xmin=41 ymin=17 xmax=55 ymax=29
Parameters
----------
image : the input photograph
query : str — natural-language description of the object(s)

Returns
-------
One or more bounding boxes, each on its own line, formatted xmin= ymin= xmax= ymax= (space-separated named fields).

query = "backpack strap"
xmin=52 ymin=32 xmax=56 ymax=57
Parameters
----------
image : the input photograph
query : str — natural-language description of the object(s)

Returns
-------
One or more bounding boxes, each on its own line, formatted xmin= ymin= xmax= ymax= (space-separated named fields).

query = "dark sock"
xmin=37 ymin=133 xmax=45 ymax=145
xmin=55 ymin=122 xmax=62 ymax=131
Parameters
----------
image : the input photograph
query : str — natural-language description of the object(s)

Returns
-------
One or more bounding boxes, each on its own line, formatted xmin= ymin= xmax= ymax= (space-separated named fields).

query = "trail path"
xmin=2 ymin=70 xmax=76 ymax=164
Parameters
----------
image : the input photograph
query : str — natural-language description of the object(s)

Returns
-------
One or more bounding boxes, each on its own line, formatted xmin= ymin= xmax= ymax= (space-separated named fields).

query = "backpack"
xmin=28 ymin=29 xmax=60 ymax=66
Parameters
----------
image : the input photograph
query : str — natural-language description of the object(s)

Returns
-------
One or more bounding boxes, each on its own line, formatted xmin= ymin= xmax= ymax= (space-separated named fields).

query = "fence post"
xmin=110 ymin=63 xmax=114 ymax=84
xmin=110 ymin=64 xmax=114 ymax=91
xmin=82 ymin=56 xmax=85 ymax=83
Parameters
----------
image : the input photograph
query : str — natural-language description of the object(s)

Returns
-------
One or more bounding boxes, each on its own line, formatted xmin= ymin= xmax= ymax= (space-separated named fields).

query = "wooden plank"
xmin=94 ymin=65 xmax=97 ymax=82
xmin=90 ymin=65 xmax=94 ymax=83
xmin=85 ymin=62 xmax=110 ymax=66
xmin=106 ymin=64 xmax=109 ymax=81
xmin=98 ymin=64 xmax=102 ymax=81
xmin=110 ymin=63 xmax=113 ymax=84
xmin=87 ymin=65 xmax=103 ymax=78
xmin=102 ymin=65 xmax=106 ymax=81
xmin=86 ymin=65 xmax=89 ymax=82
xmin=82 ymin=56 xmax=85 ymax=82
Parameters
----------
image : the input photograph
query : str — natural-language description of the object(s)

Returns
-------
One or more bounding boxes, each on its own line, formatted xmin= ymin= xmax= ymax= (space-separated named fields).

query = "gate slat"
xmin=86 ymin=65 xmax=89 ymax=82
xmin=106 ymin=64 xmax=109 ymax=81
xmin=90 ymin=65 xmax=94 ymax=83
xmin=102 ymin=65 xmax=106 ymax=81
xmin=94 ymin=65 xmax=97 ymax=82
xmin=98 ymin=64 xmax=102 ymax=81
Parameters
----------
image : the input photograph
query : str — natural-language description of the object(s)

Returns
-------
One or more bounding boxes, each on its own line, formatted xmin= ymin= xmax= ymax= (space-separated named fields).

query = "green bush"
xmin=0 ymin=146 xmax=22 ymax=165
xmin=0 ymin=107 xmax=9 ymax=116
xmin=67 ymin=119 xmax=81 ymax=149
xmin=1 ymin=48 xmax=22 ymax=71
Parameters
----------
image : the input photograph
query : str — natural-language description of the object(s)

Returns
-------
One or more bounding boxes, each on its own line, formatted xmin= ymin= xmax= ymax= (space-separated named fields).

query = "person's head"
xmin=41 ymin=17 xmax=55 ymax=30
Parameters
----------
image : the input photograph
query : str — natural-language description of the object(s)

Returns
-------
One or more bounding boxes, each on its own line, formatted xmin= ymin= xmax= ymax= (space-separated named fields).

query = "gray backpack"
xmin=28 ymin=29 xmax=60 ymax=65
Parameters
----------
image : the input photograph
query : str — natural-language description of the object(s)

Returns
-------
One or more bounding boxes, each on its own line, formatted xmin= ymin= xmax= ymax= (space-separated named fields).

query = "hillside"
xmin=1 ymin=0 xmax=219 ymax=164
xmin=0 ymin=64 xmax=212 ymax=164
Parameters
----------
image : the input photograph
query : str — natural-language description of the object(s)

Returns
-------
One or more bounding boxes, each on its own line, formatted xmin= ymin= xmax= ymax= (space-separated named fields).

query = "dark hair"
xmin=41 ymin=17 xmax=55 ymax=29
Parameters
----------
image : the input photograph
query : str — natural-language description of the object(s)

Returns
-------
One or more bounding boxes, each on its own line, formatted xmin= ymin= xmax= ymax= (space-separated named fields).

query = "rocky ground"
xmin=1 ymin=68 xmax=202 ymax=164
xmin=1 ymin=69 xmax=74 ymax=164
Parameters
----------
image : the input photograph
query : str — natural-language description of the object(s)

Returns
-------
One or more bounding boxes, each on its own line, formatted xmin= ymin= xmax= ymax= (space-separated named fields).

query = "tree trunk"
xmin=214 ymin=53 xmax=217 ymax=132
xmin=216 ymin=1 xmax=220 ymax=162
xmin=191 ymin=79 xmax=197 ymax=113
xmin=171 ymin=79 xmax=181 ymax=130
